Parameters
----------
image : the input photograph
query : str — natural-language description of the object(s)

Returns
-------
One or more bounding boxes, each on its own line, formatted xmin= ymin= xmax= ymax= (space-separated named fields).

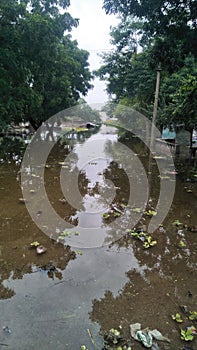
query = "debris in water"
xmin=130 ymin=323 xmax=170 ymax=348
xmin=19 ymin=197 xmax=27 ymax=203
xmin=36 ymin=245 xmax=47 ymax=255
xmin=2 ymin=326 xmax=11 ymax=334
xmin=180 ymin=305 xmax=189 ymax=315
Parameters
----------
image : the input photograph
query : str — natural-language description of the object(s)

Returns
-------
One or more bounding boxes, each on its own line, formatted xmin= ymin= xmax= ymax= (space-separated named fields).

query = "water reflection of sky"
xmin=58 ymin=125 xmax=149 ymax=246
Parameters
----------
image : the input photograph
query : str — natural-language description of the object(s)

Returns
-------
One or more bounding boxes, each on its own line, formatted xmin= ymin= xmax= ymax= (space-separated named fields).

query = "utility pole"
xmin=150 ymin=65 xmax=161 ymax=152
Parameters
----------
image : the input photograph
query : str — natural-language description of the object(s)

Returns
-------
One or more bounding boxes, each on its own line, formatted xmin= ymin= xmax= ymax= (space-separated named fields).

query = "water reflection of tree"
xmin=89 ymin=132 xmax=197 ymax=345
xmin=90 ymin=229 xmax=197 ymax=348
xmin=0 ymin=231 xmax=76 ymax=300
xmin=0 ymin=147 xmax=75 ymax=300
xmin=0 ymin=128 xmax=101 ymax=300
xmin=0 ymin=137 xmax=26 ymax=163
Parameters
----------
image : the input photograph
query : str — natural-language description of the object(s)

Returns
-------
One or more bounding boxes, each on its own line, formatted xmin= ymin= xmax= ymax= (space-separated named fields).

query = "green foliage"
xmin=99 ymin=1 xmax=197 ymax=133
xmin=180 ymin=328 xmax=194 ymax=341
xmin=171 ymin=313 xmax=183 ymax=323
xmin=172 ymin=219 xmax=183 ymax=226
xmin=30 ymin=241 xmax=40 ymax=247
xmin=102 ymin=212 xmax=110 ymax=219
xmin=143 ymin=236 xmax=157 ymax=249
xmin=69 ymin=101 xmax=101 ymax=124
xmin=144 ymin=210 xmax=157 ymax=217
xmin=103 ymin=0 xmax=197 ymax=68
xmin=159 ymin=55 xmax=197 ymax=131
xmin=0 ymin=0 xmax=92 ymax=129
xmin=189 ymin=311 xmax=197 ymax=321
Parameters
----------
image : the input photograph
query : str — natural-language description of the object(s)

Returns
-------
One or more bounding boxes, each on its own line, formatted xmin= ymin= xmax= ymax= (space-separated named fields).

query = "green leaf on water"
xmin=132 ymin=207 xmax=142 ymax=213
xmin=172 ymin=219 xmax=182 ymax=226
xmin=172 ymin=313 xmax=183 ymax=323
xmin=181 ymin=329 xmax=194 ymax=341
xmin=189 ymin=311 xmax=197 ymax=321
xmin=143 ymin=242 xmax=150 ymax=249
xmin=153 ymin=155 xmax=166 ymax=159
xmin=113 ymin=211 xmax=120 ymax=217
xmin=143 ymin=236 xmax=157 ymax=248
xmin=103 ymin=212 xmax=110 ymax=219
xmin=76 ymin=250 xmax=83 ymax=255
xmin=81 ymin=346 xmax=86 ymax=350
xmin=150 ymin=240 xmax=157 ymax=246
xmin=30 ymin=241 xmax=40 ymax=247
xmin=62 ymin=230 xmax=71 ymax=237
xmin=120 ymin=203 xmax=127 ymax=208
xmin=179 ymin=240 xmax=186 ymax=248
xmin=144 ymin=210 xmax=157 ymax=216
xmin=58 ymin=235 xmax=65 ymax=240
xmin=74 ymin=231 xmax=80 ymax=236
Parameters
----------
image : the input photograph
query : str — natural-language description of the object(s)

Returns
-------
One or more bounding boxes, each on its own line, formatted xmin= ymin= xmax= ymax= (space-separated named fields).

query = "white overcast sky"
xmin=69 ymin=0 xmax=118 ymax=104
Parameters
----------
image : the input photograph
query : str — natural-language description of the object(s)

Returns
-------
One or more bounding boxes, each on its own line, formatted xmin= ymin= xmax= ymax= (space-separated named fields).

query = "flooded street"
xmin=0 ymin=124 xmax=197 ymax=350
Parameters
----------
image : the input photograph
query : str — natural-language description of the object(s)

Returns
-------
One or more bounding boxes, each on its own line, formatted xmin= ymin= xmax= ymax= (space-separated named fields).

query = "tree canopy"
xmin=97 ymin=0 xmax=197 ymax=134
xmin=0 ymin=0 xmax=92 ymax=129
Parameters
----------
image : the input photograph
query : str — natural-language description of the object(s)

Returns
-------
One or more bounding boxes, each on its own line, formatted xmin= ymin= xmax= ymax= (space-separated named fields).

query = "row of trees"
xmin=97 ymin=0 xmax=197 ymax=136
xmin=0 ymin=0 xmax=92 ymax=130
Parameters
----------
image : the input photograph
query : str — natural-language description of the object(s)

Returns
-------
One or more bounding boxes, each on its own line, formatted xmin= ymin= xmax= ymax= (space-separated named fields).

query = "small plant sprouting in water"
xmin=113 ymin=211 xmax=121 ymax=217
xmin=180 ymin=328 xmax=195 ymax=341
xmin=75 ymin=250 xmax=83 ymax=255
xmin=81 ymin=346 xmax=87 ymax=350
xmin=172 ymin=219 xmax=183 ymax=226
xmin=144 ymin=209 xmax=157 ymax=217
xmin=102 ymin=212 xmax=110 ymax=219
xmin=143 ymin=236 xmax=157 ymax=249
xmin=30 ymin=241 xmax=40 ymax=247
xmin=189 ymin=311 xmax=197 ymax=321
xmin=171 ymin=313 xmax=183 ymax=323
xmin=128 ymin=230 xmax=157 ymax=249
xmin=179 ymin=240 xmax=186 ymax=248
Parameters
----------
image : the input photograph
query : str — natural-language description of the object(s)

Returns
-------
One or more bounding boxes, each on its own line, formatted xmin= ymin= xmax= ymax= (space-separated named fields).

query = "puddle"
xmin=0 ymin=125 xmax=197 ymax=349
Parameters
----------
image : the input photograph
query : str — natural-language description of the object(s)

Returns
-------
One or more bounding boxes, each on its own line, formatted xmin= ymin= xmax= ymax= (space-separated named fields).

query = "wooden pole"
xmin=150 ymin=65 xmax=161 ymax=152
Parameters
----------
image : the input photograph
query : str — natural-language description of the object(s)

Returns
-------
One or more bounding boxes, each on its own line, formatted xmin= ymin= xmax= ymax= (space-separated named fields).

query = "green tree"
xmin=96 ymin=43 xmax=156 ymax=116
xmin=159 ymin=54 xmax=197 ymax=141
xmin=103 ymin=0 xmax=197 ymax=70
xmin=0 ymin=0 xmax=92 ymax=130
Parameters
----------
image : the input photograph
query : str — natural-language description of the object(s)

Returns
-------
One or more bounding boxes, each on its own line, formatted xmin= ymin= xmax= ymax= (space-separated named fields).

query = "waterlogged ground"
xmin=0 ymin=125 xmax=197 ymax=350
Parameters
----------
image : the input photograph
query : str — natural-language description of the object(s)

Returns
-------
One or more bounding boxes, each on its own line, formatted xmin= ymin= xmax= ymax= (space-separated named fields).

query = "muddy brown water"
xmin=0 ymin=125 xmax=197 ymax=350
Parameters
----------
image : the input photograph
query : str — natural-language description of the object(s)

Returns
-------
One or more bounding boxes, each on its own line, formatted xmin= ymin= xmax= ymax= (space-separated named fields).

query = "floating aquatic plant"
xmin=75 ymin=250 xmax=83 ymax=255
xmin=30 ymin=241 xmax=40 ymax=247
xmin=102 ymin=212 xmax=110 ymax=219
xmin=143 ymin=236 xmax=157 ymax=249
xmin=181 ymin=328 xmax=194 ymax=341
xmin=61 ymin=230 xmax=71 ymax=237
xmin=113 ymin=211 xmax=121 ymax=217
xmin=173 ymin=219 xmax=182 ymax=226
xmin=132 ymin=207 xmax=142 ymax=213
xmin=189 ymin=311 xmax=197 ymax=321
xmin=144 ymin=210 xmax=157 ymax=217
xmin=179 ymin=240 xmax=186 ymax=248
xmin=172 ymin=313 xmax=183 ymax=323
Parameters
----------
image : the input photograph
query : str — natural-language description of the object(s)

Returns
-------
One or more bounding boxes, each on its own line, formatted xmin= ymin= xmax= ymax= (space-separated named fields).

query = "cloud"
xmin=69 ymin=0 xmax=118 ymax=104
